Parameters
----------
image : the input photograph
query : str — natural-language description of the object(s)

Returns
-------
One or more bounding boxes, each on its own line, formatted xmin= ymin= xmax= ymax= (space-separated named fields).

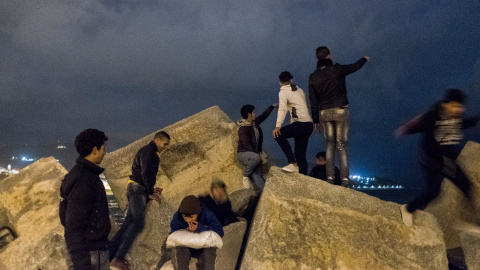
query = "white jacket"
xmin=276 ymin=84 xmax=312 ymax=127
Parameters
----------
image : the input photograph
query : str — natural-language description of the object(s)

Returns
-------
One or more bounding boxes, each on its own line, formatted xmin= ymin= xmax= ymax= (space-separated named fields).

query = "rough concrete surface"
xmin=101 ymin=106 xmax=255 ymax=212
xmin=425 ymin=141 xmax=480 ymax=250
xmin=241 ymin=167 xmax=448 ymax=270
xmin=0 ymin=157 xmax=70 ymax=270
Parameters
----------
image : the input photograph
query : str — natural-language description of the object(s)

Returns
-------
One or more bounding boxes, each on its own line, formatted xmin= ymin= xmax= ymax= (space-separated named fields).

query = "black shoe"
xmin=341 ymin=178 xmax=350 ymax=187
xmin=326 ymin=177 xmax=334 ymax=185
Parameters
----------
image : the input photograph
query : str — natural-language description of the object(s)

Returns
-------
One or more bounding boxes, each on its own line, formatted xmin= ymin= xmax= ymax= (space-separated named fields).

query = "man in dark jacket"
xmin=309 ymin=151 xmax=340 ymax=185
xmin=60 ymin=128 xmax=110 ymax=270
xmin=198 ymin=180 xmax=247 ymax=227
xmin=237 ymin=103 xmax=277 ymax=192
xmin=395 ymin=89 xmax=480 ymax=227
xmin=309 ymin=46 xmax=369 ymax=187
xmin=109 ymin=131 xmax=170 ymax=269
xmin=170 ymin=195 xmax=224 ymax=270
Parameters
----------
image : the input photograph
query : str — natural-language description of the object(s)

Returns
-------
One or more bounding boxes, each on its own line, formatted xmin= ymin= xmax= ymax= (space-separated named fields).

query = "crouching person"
xmin=170 ymin=195 xmax=224 ymax=270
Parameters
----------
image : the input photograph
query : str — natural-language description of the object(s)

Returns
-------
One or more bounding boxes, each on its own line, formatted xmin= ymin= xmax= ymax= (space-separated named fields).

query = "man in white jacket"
xmin=272 ymin=71 xmax=313 ymax=175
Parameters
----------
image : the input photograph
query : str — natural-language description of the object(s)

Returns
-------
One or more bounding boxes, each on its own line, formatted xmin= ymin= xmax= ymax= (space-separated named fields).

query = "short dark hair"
xmin=279 ymin=71 xmax=293 ymax=83
xmin=316 ymin=46 xmax=330 ymax=60
xmin=444 ymin=88 xmax=466 ymax=104
xmin=154 ymin=131 xmax=170 ymax=140
xmin=240 ymin=104 xmax=255 ymax=119
xmin=211 ymin=179 xmax=227 ymax=191
xmin=316 ymin=151 xmax=326 ymax=159
xmin=74 ymin=129 xmax=108 ymax=157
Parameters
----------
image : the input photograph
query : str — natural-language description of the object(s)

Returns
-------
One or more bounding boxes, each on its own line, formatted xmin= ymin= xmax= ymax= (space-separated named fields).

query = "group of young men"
xmin=60 ymin=45 xmax=480 ymax=270
xmin=237 ymin=46 xmax=369 ymax=191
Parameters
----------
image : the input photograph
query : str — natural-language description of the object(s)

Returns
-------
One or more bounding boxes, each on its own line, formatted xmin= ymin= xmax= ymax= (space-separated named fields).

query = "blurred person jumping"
xmin=308 ymin=46 xmax=369 ymax=187
xmin=395 ymin=89 xmax=480 ymax=227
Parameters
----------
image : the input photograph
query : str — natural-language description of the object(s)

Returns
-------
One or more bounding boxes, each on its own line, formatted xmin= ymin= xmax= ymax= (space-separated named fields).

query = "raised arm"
xmin=341 ymin=56 xmax=369 ymax=76
xmin=255 ymin=105 xmax=275 ymax=125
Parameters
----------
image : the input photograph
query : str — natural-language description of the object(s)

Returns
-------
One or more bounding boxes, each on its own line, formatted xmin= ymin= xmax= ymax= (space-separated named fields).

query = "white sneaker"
xmin=242 ymin=176 xmax=251 ymax=189
xmin=281 ymin=163 xmax=299 ymax=173
xmin=400 ymin=204 xmax=413 ymax=227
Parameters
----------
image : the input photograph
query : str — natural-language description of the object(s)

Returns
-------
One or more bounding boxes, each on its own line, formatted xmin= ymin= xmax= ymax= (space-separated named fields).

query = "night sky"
xmin=1 ymin=1 xmax=480 ymax=186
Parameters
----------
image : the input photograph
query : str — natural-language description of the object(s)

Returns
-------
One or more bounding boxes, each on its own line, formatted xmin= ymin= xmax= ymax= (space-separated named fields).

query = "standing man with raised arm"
xmin=109 ymin=131 xmax=170 ymax=270
xmin=309 ymin=46 xmax=369 ymax=187
xmin=273 ymin=71 xmax=314 ymax=175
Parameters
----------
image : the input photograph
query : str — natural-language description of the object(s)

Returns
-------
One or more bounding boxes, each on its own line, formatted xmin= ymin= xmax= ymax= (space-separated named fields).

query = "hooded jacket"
xmin=237 ymin=105 xmax=274 ymax=153
xmin=170 ymin=207 xmax=224 ymax=238
xmin=60 ymin=157 xmax=110 ymax=269
xmin=309 ymin=58 xmax=367 ymax=123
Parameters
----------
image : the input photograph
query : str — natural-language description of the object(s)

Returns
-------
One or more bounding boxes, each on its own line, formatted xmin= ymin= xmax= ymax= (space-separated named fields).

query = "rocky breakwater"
xmin=101 ymin=106 xmax=255 ymax=269
xmin=0 ymin=157 xmax=70 ymax=270
xmin=241 ymin=166 xmax=448 ymax=270
xmin=423 ymin=141 xmax=480 ymax=268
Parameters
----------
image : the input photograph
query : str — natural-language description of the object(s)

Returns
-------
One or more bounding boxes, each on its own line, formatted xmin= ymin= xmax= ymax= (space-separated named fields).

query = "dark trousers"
xmin=274 ymin=121 xmax=313 ymax=175
xmin=174 ymin=247 xmax=216 ymax=270
xmin=108 ymin=182 xmax=147 ymax=260
xmin=407 ymin=163 xmax=472 ymax=213
xmin=320 ymin=107 xmax=349 ymax=180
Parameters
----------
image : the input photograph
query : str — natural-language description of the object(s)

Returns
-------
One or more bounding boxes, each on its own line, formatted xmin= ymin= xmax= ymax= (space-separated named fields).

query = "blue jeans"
xmin=237 ymin=152 xmax=264 ymax=193
xmin=174 ymin=247 xmax=216 ymax=270
xmin=320 ymin=107 xmax=349 ymax=180
xmin=108 ymin=182 xmax=147 ymax=261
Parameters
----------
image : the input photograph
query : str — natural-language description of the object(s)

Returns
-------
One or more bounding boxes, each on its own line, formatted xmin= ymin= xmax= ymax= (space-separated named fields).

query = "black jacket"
xmin=60 ymin=157 xmax=110 ymax=270
xmin=309 ymin=58 xmax=367 ymax=123
xmin=130 ymin=141 xmax=159 ymax=196
xmin=309 ymin=165 xmax=341 ymax=185
xmin=237 ymin=105 xmax=274 ymax=153
xmin=198 ymin=194 xmax=238 ymax=227
xmin=399 ymin=102 xmax=480 ymax=170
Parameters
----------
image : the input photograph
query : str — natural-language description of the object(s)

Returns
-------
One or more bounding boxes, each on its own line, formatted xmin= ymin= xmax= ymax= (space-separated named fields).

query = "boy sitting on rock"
xmin=170 ymin=195 xmax=224 ymax=270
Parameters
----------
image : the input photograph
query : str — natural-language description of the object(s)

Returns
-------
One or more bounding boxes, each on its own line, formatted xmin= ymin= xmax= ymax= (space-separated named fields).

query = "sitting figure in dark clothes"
xmin=309 ymin=152 xmax=341 ymax=185
xmin=198 ymin=180 xmax=247 ymax=227
xmin=170 ymin=195 xmax=224 ymax=270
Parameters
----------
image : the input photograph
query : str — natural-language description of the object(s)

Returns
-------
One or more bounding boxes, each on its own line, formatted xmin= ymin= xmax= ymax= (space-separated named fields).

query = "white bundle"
xmin=166 ymin=230 xmax=223 ymax=249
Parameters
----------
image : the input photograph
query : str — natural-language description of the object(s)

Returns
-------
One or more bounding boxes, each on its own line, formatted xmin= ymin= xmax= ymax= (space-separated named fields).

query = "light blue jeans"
xmin=237 ymin=152 xmax=265 ymax=193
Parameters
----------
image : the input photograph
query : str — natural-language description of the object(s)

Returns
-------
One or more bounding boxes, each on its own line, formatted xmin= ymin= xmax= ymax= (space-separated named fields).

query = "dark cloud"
xmin=1 ymin=1 xmax=480 ymax=184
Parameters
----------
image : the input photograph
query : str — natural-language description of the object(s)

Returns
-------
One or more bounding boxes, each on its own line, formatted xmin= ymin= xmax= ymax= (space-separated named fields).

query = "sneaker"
xmin=281 ymin=163 xmax=299 ymax=173
xmin=326 ymin=178 xmax=334 ymax=185
xmin=110 ymin=258 xmax=129 ymax=270
xmin=400 ymin=204 xmax=413 ymax=227
xmin=341 ymin=178 xmax=350 ymax=187
xmin=242 ymin=176 xmax=251 ymax=189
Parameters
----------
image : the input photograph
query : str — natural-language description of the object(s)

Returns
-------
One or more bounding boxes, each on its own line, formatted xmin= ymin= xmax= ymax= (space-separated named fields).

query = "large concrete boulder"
xmin=101 ymin=106 xmax=256 ymax=269
xmin=459 ymin=231 xmax=480 ymax=270
xmin=241 ymin=167 xmax=448 ymax=270
xmin=0 ymin=157 xmax=70 ymax=270
xmin=101 ymin=106 xmax=256 ymax=212
xmin=424 ymin=141 xmax=480 ymax=250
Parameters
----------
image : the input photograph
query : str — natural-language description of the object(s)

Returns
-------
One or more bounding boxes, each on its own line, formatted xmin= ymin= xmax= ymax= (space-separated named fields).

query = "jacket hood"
xmin=316 ymin=58 xmax=333 ymax=68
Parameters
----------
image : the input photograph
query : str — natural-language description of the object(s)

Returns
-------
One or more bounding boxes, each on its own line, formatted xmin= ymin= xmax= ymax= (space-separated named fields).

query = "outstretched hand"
xmin=272 ymin=103 xmax=279 ymax=108
xmin=364 ymin=55 xmax=370 ymax=61
xmin=272 ymin=127 xmax=281 ymax=138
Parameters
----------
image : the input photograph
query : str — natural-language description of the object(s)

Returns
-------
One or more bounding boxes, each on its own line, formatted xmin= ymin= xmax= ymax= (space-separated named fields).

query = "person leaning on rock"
xmin=170 ymin=195 xmax=224 ymax=270
xmin=309 ymin=151 xmax=341 ymax=185
xmin=59 ymin=128 xmax=110 ymax=270
xmin=108 ymin=131 xmax=170 ymax=270
xmin=198 ymin=179 xmax=247 ymax=227
xmin=237 ymin=103 xmax=277 ymax=192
